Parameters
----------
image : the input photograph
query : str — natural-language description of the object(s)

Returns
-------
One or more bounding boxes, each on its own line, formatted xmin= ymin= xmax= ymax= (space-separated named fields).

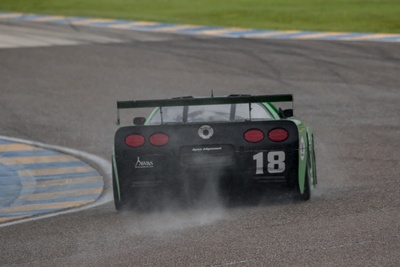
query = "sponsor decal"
xmin=198 ymin=125 xmax=214 ymax=139
xmin=135 ymin=157 xmax=153 ymax=168
xmin=300 ymin=137 xmax=306 ymax=161
xmin=192 ymin=147 xmax=222 ymax=152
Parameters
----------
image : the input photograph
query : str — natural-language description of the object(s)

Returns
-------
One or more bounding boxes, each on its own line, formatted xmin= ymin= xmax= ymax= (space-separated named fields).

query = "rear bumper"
xmin=115 ymin=148 xmax=298 ymax=188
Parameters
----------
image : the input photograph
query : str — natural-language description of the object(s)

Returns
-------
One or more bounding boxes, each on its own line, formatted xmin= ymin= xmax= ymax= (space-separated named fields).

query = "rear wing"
xmin=116 ymin=94 xmax=293 ymax=125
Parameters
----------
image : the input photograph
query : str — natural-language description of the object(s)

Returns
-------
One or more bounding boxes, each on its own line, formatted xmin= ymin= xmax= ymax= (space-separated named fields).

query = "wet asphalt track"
xmin=0 ymin=21 xmax=400 ymax=266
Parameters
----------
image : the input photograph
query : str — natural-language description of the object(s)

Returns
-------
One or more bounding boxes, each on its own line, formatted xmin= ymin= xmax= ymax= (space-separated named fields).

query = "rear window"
xmin=147 ymin=103 xmax=272 ymax=124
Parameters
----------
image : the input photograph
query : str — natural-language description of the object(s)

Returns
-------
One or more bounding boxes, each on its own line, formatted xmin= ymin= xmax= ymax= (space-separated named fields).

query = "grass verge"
xmin=1 ymin=0 xmax=399 ymax=33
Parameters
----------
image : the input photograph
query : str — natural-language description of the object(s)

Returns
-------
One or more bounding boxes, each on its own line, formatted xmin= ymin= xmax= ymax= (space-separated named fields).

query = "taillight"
xmin=268 ymin=128 xmax=288 ymax=142
xmin=244 ymin=129 xmax=264 ymax=143
xmin=125 ymin=134 xmax=145 ymax=147
xmin=149 ymin=133 xmax=169 ymax=147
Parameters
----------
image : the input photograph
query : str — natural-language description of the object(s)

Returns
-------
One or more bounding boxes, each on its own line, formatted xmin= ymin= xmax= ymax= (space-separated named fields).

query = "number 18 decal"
xmin=253 ymin=151 xmax=285 ymax=174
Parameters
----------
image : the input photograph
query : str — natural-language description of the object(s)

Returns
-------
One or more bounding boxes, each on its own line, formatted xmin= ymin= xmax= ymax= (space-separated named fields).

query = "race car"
xmin=112 ymin=94 xmax=317 ymax=210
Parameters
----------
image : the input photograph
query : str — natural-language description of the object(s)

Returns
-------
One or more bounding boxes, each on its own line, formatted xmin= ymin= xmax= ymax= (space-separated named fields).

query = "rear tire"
xmin=299 ymin=160 xmax=311 ymax=201
xmin=112 ymin=164 xmax=126 ymax=210
xmin=311 ymin=138 xmax=318 ymax=186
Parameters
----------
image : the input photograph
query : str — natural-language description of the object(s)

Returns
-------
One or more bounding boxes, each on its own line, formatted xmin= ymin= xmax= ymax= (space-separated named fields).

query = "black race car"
xmin=112 ymin=94 xmax=317 ymax=210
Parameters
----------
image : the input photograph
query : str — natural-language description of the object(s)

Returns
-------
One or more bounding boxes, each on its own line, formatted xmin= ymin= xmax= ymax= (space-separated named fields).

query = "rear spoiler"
xmin=118 ymin=94 xmax=292 ymax=109
xmin=116 ymin=94 xmax=293 ymax=124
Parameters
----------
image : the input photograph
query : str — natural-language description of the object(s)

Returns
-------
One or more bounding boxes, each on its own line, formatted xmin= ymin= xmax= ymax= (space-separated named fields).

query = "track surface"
xmin=0 ymin=21 xmax=399 ymax=266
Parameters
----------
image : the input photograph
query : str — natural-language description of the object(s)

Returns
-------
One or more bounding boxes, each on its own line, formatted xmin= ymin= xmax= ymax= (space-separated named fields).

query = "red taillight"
xmin=125 ymin=134 xmax=145 ymax=147
xmin=244 ymin=129 xmax=264 ymax=143
xmin=149 ymin=133 xmax=169 ymax=147
xmin=268 ymin=128 xmax=288 ymax=142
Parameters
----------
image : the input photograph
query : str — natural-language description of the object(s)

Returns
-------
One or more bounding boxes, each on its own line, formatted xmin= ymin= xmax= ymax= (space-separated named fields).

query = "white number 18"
xmin=253 ymin=151 xmax=285 ymax=174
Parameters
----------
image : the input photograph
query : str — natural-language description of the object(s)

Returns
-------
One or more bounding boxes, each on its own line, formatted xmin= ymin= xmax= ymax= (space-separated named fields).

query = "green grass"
xmin=1 ymin=0 xmax=399 ymax=33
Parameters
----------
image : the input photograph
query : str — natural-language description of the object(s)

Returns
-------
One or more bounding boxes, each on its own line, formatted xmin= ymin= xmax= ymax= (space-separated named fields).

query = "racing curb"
xmin=0 ymin=136 xmax=112 ymax=227
xmin=1 ymin=12 xmax=400 ymax=43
